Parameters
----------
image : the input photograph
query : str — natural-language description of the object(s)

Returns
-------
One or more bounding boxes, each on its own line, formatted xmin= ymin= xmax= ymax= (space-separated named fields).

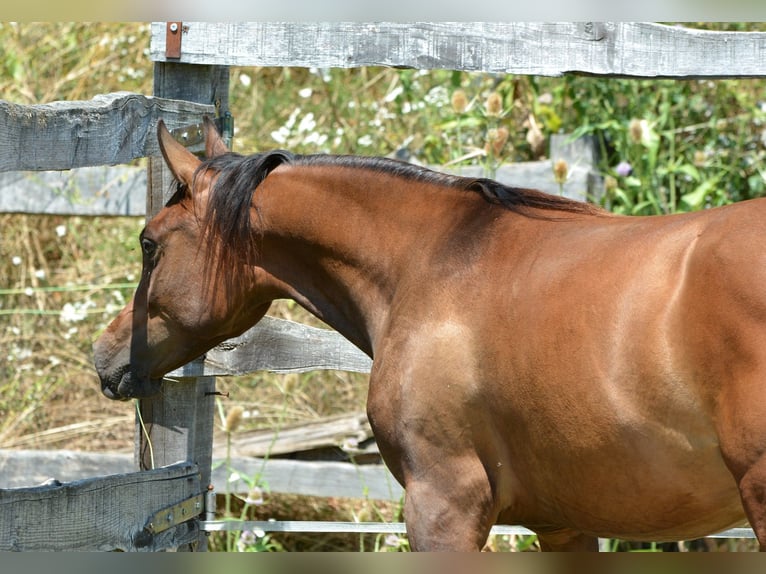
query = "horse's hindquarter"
xmin=373 ymin=204 xmax=766 ymax=541
xmin=486 ymin=206 xmax=766 ymax=539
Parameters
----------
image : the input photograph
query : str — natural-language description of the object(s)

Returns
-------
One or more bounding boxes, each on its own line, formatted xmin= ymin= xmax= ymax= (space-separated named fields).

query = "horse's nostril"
xmin=101 ymin=385 xmax=126 ymax=401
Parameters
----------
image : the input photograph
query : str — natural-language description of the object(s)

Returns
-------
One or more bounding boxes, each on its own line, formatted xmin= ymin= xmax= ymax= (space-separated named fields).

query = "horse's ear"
xmin=157 ymin=119 xmax=200 ymax=187
xmin=203 ymin=115 xmax=229 ymax=158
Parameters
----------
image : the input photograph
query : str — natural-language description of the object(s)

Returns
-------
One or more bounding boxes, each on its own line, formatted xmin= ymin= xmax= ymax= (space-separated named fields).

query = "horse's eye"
xmin=141 ymin=237 xmax=158 ymax=259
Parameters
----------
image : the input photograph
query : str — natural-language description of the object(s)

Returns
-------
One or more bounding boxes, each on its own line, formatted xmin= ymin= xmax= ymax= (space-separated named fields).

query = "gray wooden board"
xmin=137 ymin=62 xmax=230 ymax=553
xmin=0 ymin=460 xmax=201 ymax=551
xmin=167 ymin=316 xmax=373 ymax=378
xmin=0 ymin=92 xmax=214 ymax=172
xmin=222 ymin=412 xmax=375 ymax=458
xmin=0 ymin=165 xmax=147 ymax=216
xmin=150 ymin=22 xmax=766 ymax=78
xmin=0 ymin=449 xmax=403 ymax=502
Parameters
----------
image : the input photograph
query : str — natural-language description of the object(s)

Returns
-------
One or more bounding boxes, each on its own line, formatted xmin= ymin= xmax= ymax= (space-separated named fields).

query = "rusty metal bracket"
xmin=166 ymin=21 xmax=183 ymax=59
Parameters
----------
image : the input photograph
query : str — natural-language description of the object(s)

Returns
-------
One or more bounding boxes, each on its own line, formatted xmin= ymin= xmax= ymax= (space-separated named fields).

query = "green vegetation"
xmin=1 ymin=22 xmax=765 ymax=551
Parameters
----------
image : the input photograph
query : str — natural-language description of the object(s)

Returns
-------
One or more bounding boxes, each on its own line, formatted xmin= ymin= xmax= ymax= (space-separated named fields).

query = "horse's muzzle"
xmin=97 ymin=363 xmax=163 ymax=401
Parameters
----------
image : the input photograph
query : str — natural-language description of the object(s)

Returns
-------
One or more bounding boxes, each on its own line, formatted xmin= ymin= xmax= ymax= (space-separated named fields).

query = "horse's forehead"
xmin=147 ymin=200 xmax=197 ymax=236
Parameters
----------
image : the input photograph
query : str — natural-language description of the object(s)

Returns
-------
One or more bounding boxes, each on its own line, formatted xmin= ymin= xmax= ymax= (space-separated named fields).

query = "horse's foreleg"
xmin=736 ymin=455 xmax=766 ymax=551
xmin=402 ymin=462 xmax=496 ymax=551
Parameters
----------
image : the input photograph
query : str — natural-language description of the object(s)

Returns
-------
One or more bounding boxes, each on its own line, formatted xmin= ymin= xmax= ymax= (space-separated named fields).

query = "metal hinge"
xmin=134 ymin=492 xmax=206 ymax=549
xmin=170 ymin=123 xmax=205 ymax=149
xmin=170 ymin=113 xmax=234 ymax=153
xmin=144 ymin=493 xmax=205 ymax=536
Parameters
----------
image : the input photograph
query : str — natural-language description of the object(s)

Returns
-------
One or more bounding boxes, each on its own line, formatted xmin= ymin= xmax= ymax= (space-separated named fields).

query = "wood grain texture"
xmin=150 ymin=22 xmax=766 ymax=78
xmin=0 ymin=92 xmax=213 ymax=172
xmin=136 ymin=62 xmax=231 ymax=551
xmin=223 ymin=412 xmax=374 ymax=458
xmin=167 ymin=316 xmax=372 ymax=378
xmin=0 ymin=449 xmax=403 ymax=502
xmin=0 ymin=461 xmax=201 ymax=551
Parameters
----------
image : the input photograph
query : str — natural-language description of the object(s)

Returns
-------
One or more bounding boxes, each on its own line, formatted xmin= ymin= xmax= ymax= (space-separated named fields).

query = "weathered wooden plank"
xmin=222 ymin=412 xmax=374 ymax=458
xmin=167 ymin=316 xmax=373 ymax=378
xmin=147 ymin=63 xmax=230 ymax=214
xmin=222 ymin=456 xmax=403 ymax=502
xmin=0 ymin=450 xmax=402 ymax=502
xmin=0 ymin=165 xmax=147 ymax=216
xmin=0 ymin=92 xmax=214 ymax=172
xmin=0 ymin=461 xmax=202 ymax=551
xmin=134 ymin=380 xmax=216 ymax=548
xmin=0 ymin=449 xmax=134 ymax=486
xmin=150 ymin=22 xmax=766 ymax=78
xmin=137 ymin=62 xmax=231 ymax=552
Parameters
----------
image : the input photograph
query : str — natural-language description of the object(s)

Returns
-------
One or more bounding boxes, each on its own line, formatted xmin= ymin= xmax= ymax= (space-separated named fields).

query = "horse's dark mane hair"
xmin=195 ymin=150 xmax=602 ymax=282
xmin=297 ymin=153 xmax=600 ymax=216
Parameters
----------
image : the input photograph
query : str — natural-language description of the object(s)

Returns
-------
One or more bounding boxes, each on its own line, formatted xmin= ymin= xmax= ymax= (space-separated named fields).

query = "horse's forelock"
xmin=198 ymin=150 xmax=293 ymax=292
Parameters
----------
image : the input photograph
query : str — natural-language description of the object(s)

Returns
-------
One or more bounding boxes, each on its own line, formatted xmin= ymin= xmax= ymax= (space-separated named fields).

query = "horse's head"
xmin=93 ymin=118 xmax=271 ymax=400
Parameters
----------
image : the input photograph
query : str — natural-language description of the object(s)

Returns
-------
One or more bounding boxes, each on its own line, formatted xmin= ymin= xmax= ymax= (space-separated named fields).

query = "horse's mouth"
xmin=101 ymin=365 xmax=163 ymax=400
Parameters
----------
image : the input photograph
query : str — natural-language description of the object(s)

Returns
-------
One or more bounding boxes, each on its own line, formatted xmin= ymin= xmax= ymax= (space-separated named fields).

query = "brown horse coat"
xmin=94 ymin=118 xmax=766 ymax=550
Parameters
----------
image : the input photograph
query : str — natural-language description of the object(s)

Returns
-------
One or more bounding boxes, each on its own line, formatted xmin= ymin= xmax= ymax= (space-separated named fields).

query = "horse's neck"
xmin=255 ymin=165 xmax=445 ymax=355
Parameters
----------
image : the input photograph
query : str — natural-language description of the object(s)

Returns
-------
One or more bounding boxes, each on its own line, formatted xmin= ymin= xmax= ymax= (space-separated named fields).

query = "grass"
xmin=1 ymin=22 xmax=766 ymax=551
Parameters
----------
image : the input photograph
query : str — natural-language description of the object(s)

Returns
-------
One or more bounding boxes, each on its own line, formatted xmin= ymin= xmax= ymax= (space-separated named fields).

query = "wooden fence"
xmin=2 ymin=22 xmax=766 ymax=551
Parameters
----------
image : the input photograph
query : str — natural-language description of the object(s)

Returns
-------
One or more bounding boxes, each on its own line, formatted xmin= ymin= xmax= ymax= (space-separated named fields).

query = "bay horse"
xmin=94 ymin=117 xmax=766 ymax=551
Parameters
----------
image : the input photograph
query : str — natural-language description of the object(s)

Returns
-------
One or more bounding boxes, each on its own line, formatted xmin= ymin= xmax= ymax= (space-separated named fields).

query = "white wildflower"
xmin=297 ymin=112 xmax=316 ymax=133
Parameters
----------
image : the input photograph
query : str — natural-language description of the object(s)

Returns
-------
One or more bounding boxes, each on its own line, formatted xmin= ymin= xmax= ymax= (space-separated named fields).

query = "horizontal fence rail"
xmin=0 ymin=462 xmax=202 ymax=552
xmin=150 ymin=22 xmax=766 ymax=78
xmin=0 ymin=449 xmax=404 ymax=502
xmin=0 ymin=92 xmax=213 ymax=172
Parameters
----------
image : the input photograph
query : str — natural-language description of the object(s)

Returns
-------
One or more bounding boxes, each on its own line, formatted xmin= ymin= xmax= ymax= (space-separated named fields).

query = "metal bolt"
xmin=169 ymin=23 xmax=179 ymax=33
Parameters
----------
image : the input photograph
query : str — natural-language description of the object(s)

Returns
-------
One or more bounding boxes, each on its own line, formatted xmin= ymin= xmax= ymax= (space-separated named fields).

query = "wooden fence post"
xmin=137 ymin=61 xmax=230 ymax=551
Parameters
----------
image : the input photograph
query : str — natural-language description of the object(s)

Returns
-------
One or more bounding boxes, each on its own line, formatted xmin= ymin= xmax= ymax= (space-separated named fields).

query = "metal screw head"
xmin=169 ymin=23 xmax=179 ymax=33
